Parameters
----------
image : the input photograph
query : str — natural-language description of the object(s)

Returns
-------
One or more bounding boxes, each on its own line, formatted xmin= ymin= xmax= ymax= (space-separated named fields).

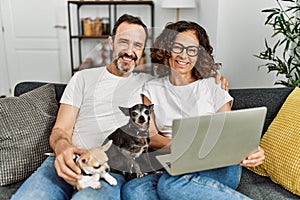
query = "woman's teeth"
xmin=177 ymin=60 xmax=188 ymax=65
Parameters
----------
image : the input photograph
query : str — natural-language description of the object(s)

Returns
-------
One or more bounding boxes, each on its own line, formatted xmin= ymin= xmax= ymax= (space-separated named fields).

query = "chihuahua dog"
xmin=46 ymin=140 xmax=117 ymax=190
xmin=103 ymin=104 xmax=155 ymax=181
xmin=74 ymin=140 xmax=117 ymax=190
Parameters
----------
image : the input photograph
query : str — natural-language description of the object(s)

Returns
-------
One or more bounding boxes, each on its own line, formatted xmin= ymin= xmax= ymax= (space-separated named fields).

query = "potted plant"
xmin=255 ymin=0 xmax=300 ymax=87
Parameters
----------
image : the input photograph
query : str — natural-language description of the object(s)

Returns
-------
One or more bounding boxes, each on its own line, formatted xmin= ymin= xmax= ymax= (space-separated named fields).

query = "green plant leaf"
xmin=262 ymin=8 xmax=280 ymax=13
xmin=255 ymin=0 xmax=300 ymax=87
xmin=283 ymin=39 xmax=291 ymax=58
xmin=264 ymin=10 xmax=280 ymax=24
xmin=273 ymin=40 xmax=281 ymax=53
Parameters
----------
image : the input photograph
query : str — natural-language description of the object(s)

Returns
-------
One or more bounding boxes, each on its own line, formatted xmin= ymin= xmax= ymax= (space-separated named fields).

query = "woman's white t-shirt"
xmin=142 ymin=76 xmax=233 ymax=131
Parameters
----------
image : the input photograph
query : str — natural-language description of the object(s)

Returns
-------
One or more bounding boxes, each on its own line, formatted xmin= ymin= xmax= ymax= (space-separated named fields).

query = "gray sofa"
xmin=0 ymin=81 xmax=299 ymax=200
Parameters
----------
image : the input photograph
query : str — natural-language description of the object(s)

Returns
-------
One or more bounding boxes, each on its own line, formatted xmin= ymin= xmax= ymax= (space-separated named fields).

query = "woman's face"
xmin=168 ymin=30 xmax=199 ymax=76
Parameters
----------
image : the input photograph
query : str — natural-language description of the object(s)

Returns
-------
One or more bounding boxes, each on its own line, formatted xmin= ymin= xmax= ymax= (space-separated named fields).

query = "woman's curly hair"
xmin=151 ymin=21 xmax=220 ymax=78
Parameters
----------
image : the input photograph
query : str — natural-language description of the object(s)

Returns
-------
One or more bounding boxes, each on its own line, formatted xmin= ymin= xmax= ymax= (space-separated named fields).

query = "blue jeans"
xmin=123 ymin=165 xmax=250 ymax=200
xmin=157 ymin=165 xmax=251 ymax=200
xmin=11 ymin=157 xmax=126 ymax=200
xmin=12 ymin=157 xmax=250 ymax=200
xmin=122 ymin=173 xmax=162 ymax=200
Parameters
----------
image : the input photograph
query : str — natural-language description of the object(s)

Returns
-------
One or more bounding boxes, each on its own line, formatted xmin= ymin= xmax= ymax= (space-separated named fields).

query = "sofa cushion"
xmin=237 ymin=168 xmax=300 ymax=200
xmin=249 ymin=87 xmax=300 ymax=196
xmin=229 ymin=87 xmax=293 ymax=134
xmin=0 ymin=84 xmax=58 ymax=186
xmin=0 ymin=180 xmax=24 ymax=200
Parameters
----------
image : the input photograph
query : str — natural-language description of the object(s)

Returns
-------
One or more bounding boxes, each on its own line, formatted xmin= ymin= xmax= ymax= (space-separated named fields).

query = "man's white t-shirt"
xmin=60 ymin=67 xmax=153 ymax=149
xmin=142 ymin=76 xmax=233 ymax=131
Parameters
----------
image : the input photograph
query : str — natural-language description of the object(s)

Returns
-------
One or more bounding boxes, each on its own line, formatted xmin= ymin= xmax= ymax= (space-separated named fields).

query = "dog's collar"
xmin=81 ymin=171 xmax=93 ymax=176
xmin=73 ymin=154 xmax=80 ymax=162
xmin=123 ymin=124 xmax=148 ymax=137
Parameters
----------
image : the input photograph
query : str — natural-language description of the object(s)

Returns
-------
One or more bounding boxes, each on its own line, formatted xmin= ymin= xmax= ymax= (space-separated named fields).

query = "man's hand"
xmin=53 ymin=138 xmax=86 ymax=184
xmin=215 ymin=74 xmax=229 ymax=91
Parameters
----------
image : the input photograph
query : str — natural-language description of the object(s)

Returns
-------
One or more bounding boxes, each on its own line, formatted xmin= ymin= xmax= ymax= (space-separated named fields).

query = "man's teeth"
xmin=123 ymin=56 xmax=132 ymax=61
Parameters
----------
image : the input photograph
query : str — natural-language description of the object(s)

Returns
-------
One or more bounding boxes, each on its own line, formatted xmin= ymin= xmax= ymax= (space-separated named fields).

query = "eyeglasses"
xmin=171 ymin=42 xmax=200 ymax=57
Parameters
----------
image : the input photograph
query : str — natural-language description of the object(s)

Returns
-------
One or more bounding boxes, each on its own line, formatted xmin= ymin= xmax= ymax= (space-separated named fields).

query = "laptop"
xmin=156 ymin=107 xmax=267 ymax=176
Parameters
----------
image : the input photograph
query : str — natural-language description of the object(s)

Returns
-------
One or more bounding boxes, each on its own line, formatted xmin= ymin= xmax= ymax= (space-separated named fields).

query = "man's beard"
xmin=114 ymin=52 xmax=138 ymax=74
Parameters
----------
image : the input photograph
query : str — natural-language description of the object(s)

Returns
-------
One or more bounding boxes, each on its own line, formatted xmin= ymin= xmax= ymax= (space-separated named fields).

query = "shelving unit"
xmin=67 ymin=0 xmax=155 ymax=75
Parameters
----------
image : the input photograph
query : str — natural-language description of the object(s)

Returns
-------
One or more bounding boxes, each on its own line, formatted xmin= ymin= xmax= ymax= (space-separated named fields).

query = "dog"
xmin=46 ymin=140 xmax=117 ymax=190
xmin=103 ymin=104 xmax=155 ymax=181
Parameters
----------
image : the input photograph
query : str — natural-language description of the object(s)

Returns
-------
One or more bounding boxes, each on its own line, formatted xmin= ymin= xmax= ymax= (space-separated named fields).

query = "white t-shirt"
xmin=142 ymin=76 xmax=233 ymax=131
xmin=60 ymin=67 xmax=153 ymax=149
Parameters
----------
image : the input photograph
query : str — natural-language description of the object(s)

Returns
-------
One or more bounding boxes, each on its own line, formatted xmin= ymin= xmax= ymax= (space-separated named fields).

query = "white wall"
xmin=0 ymin=0 xmax=283 ymax=95
xmin=215 ymin=0 xmax=281 ymax=88
xmin=155 ymin=0 xmax=282 ymax=89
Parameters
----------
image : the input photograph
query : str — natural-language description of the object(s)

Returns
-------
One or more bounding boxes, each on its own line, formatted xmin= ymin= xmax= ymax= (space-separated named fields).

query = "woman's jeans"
xmin=157 ymin=165 xmax=251 ymax=200
xmin=12 ymin=157 xmax=251 ymax=200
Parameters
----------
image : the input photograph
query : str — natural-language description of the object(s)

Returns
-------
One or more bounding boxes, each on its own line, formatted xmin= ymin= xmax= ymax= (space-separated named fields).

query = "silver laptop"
xmin=156 ymin=107 xmax=267 ymax=176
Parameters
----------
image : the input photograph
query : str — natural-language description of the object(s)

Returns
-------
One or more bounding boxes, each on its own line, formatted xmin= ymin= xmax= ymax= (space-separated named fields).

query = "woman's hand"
xmin=240 ymin=146 xmax=265 ymax=167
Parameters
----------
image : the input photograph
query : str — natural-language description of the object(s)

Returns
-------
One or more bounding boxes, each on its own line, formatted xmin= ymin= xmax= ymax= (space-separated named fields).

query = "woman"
xmin=142 ymin=21 xmax=265 ymax=200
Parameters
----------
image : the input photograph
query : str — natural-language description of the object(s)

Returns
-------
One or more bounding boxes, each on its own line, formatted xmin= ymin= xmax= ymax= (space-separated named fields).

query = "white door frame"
xmin=0 ymin=1 xmax=10 ymax=96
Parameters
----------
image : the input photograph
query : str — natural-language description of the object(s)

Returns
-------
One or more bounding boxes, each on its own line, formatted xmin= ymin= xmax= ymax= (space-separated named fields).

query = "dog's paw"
xmin=76 ymin=174 xmax=102 ymax=190
xmin=92 ymin=182 xmax=102 ymax=189
xmin=76 ymin=184 xmax=83 ymax=190
xmin=108 ymin=177 xmax=118 ymax=186
xmin=103 ymin=173 xmax=118 ymax=186
xmin=137 ymin=173 xmax=145 ymax=178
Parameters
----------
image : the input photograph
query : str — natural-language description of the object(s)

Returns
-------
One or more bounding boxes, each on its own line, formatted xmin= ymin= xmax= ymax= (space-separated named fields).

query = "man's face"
xmin=110 ymin=22 xmax=146 ymax=74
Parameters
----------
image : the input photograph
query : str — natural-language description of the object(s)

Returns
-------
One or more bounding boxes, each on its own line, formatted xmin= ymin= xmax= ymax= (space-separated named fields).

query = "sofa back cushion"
xmin=0 ymin=84 xmax=58 ymax=185
xmin=14 ymin=81 xmax=66 ymax=102
xmin=229 ymin=87 xmax=293 ymax=134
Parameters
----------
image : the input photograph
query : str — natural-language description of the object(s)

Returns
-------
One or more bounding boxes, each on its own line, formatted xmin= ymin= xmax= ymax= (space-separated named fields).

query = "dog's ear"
xmin=119 ymin=106 xmax=130 ymax=116
xmin=102 ymin=140 xmax=113 ymax=151
xmin=149 ymin=104 xmax=154 ymax=113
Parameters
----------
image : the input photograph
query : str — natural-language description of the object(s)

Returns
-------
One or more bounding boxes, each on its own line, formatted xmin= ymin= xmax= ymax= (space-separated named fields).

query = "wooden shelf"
xmin=71 ymin=35 xmax=110 ymax=39
xmin=67 ymin=0 xmax=154 ymax=75
xmin=68 ymin=1 xmax=154 ymax=6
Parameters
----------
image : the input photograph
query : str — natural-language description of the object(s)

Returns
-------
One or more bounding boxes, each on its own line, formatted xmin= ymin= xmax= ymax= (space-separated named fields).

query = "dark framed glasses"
xmin=171 ymin=42 xmax=200 ymax=57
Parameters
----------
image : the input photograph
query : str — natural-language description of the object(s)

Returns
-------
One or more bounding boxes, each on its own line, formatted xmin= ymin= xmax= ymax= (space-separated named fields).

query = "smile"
xmin=176 ymin=60 xmax=189 ymax=66
xmin=122 ymin=56 xmax=134 ymax=62
xmin=118 ymin=52 xmax=137 ymax=62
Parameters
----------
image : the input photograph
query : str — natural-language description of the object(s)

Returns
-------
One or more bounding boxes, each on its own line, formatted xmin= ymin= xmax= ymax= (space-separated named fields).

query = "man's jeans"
xmin=11 ymin=157 xmax=126 ymax=200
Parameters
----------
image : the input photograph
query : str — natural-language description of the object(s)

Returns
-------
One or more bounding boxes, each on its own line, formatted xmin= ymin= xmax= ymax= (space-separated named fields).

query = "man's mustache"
xmin=118 ymin=52 xmax=137 ymax=61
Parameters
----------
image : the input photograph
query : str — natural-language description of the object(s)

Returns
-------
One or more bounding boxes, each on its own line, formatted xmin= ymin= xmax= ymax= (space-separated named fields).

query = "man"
xmin=12 ymin=14 xmax=228 ymax=200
